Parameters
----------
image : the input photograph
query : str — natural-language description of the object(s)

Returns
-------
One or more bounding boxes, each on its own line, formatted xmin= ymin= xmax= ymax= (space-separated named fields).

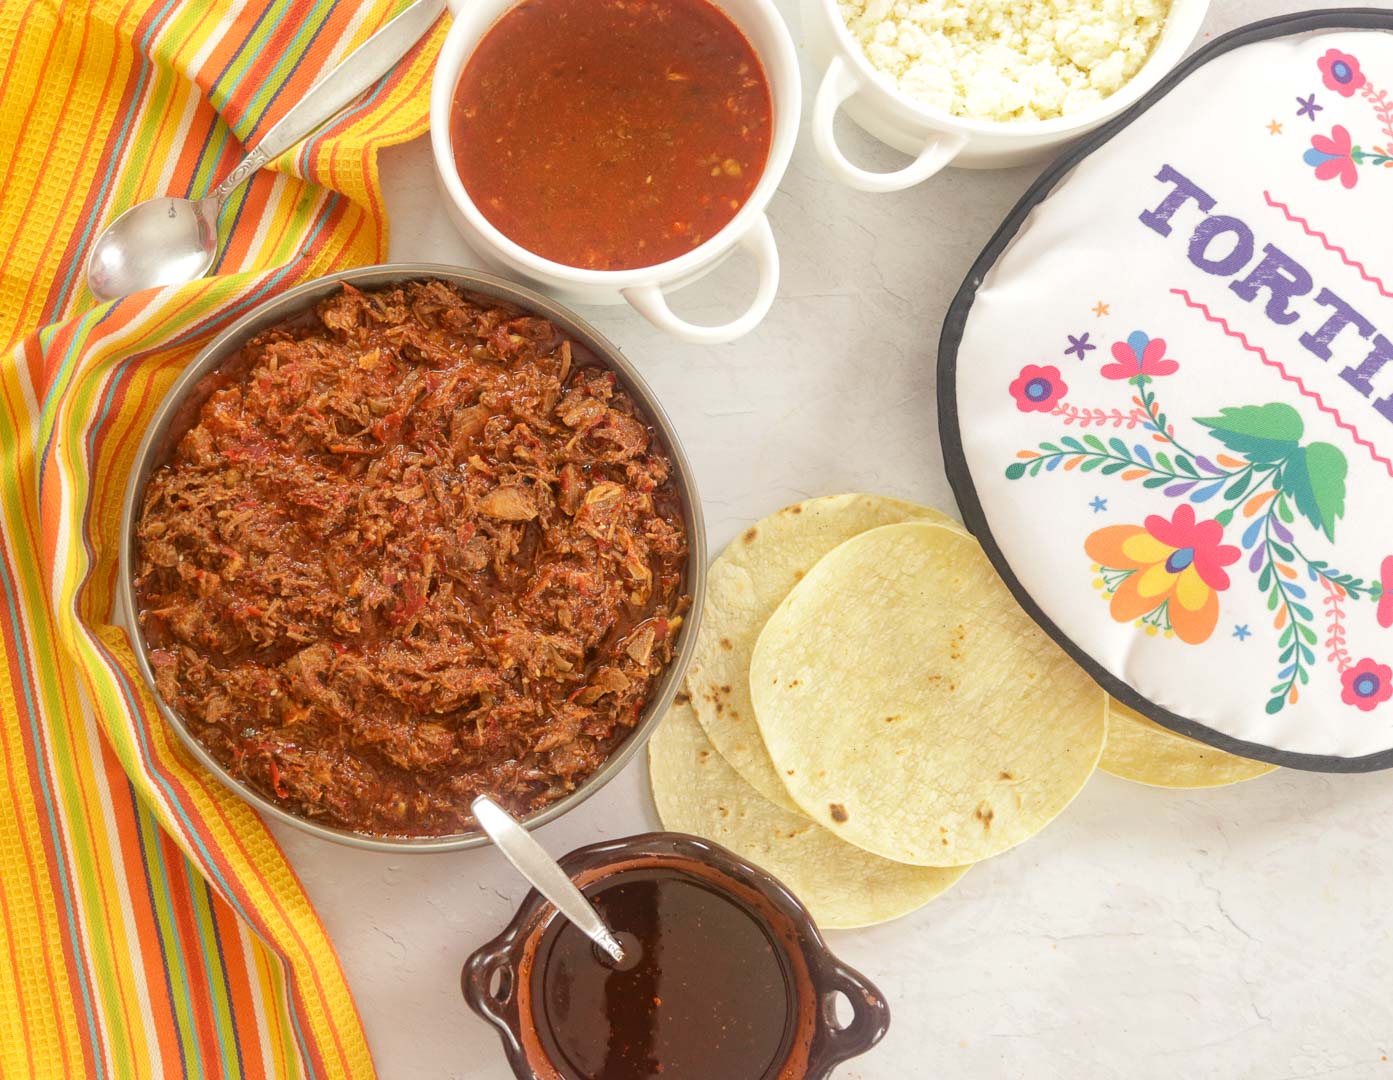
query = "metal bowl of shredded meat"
xmin=118 ymin=265 xmax=705 ymax=851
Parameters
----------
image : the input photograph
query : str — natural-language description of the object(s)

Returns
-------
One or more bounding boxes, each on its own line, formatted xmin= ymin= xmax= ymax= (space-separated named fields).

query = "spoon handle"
xmin=209 ymin=0 xmax=445 ymax=203
xmin=471 ymin=797 xmax=626 ymax=964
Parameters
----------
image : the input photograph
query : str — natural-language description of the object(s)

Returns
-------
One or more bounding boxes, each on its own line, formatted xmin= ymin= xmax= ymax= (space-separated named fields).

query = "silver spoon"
xmin=471 ymin=796 xmax=626 ymax=964
xmin=86 ymin=0 xmax=444 ymax=302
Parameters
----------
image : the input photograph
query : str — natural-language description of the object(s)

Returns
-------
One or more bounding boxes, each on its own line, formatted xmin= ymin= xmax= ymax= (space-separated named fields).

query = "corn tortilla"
xmin=687 ymin=494 xmax=961 ymax=813
xmin=1101 ymin=698 xmax=1277 ymax=788
xmin=649 ymin=700 xmax=969 ymax=928
xmin=750 ymin=521 xmax=1107 ymax=866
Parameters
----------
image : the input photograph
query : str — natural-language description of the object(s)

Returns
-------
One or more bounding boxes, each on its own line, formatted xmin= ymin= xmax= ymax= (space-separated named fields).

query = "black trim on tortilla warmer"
xmin=938 ymin=9 xmax=1393 ymax=773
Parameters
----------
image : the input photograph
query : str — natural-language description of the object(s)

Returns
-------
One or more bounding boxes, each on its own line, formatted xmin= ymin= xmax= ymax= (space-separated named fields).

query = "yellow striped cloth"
xmin=0 ymin=2 xmax=446 ymax=1075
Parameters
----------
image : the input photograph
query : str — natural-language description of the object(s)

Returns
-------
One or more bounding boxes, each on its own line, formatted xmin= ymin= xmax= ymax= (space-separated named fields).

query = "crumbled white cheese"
xmin=839 ymin=0 xmax=1170 ymax=122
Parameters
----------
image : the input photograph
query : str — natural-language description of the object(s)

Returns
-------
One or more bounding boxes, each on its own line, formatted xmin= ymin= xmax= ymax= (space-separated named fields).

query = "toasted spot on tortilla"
xmin=686 ymin=494 xmax=962 ymax=816
xmin=748 ymin=522 xmax=1105 ymax=866
xmin=649 ymin=701 xmax=967 ymax=928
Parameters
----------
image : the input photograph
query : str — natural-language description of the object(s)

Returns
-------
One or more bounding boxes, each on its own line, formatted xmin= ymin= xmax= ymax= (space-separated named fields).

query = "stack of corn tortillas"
xmin=1100 ymin=698 xmax=1277 ymax=788
xmin=649 ymin=494 xmax=1278 ymax=930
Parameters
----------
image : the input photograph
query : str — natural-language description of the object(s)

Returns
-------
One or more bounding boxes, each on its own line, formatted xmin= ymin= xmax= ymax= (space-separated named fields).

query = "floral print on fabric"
xmin=1300 ymin=50 xmax=1393 ymax=187
xmin=1007 ymin=329 xmax=1389 ymax=716
xmin=1009 ymin=364 xmax=1068 ymax=412
xmin=1304 ymin=124 xmax=1360 ymax=188
xmin=1341 ymin=658 xmax=1393 ymax=712
xmin=1317 ymin=48 xmax=1365 ymax=97
xmin=1100 ymin=331 xmax=1180 ymax=381
xmin=1086 ymin=505 xmax=1240 ymax=644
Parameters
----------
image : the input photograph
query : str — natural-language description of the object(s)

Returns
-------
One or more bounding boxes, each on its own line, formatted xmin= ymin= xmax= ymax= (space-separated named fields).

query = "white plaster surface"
xmin=270 ymin=1 xmax=1393 ymax=1075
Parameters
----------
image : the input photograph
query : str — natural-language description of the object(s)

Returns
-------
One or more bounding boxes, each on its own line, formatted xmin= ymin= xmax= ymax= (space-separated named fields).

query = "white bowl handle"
xmin=621 ymin=214 xmax=779 ymax=345
xmin=813 ymin=56 xmax=966 ymax=193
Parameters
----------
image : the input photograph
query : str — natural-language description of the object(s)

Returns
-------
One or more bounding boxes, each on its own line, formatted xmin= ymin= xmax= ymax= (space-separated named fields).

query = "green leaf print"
xmin=1282 ymin=442 xmax=1347 ymax=541
xmin=1195 ymin=403 xmax=1304 ymax=464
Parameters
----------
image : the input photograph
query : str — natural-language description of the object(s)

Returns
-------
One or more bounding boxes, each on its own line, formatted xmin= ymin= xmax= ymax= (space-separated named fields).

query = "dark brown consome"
xmin=135 ymin=280 xmax=689 ymax=836
xmin=450 ymin=0 xmax=772 ymax=271
xmin=532 ymin=867 xmax=796 ymax=1080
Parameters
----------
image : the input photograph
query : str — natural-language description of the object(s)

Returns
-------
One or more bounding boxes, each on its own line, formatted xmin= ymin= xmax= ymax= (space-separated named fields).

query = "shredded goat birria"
xmin=136 ymin=280 xmax=689 ymax=836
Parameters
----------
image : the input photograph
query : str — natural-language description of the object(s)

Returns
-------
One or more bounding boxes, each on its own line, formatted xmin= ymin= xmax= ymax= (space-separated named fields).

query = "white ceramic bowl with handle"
xmin=430 ymin=0 xmax=800 ymax=344
xmin=802 ymin=0 xmax=1210 ymax=190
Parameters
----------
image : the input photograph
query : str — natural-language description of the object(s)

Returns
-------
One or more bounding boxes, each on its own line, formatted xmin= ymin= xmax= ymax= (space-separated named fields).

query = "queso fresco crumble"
xmin=839 ymin=0 xmax=1171 ymax=121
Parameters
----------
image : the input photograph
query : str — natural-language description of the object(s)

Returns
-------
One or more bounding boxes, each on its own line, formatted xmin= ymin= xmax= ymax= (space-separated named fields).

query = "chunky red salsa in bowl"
xmin=118 ymin=266 xmax=705 ymax=851
xmin=428 ymin=0 xmax=801 ymax=344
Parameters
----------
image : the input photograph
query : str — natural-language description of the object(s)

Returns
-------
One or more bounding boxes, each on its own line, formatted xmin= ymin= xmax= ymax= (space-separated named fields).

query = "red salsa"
xmin=450 ymin=0 xmax=772 ymax=271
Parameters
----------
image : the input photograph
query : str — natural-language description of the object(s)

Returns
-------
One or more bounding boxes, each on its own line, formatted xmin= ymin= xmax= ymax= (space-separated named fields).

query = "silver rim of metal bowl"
xmin=117 ymin=263 xmax=707 ymax=852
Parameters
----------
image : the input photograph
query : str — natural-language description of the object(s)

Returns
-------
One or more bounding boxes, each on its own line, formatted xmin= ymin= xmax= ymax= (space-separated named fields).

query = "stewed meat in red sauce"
xmin=135 ymin=281 xmax=689 ymax=836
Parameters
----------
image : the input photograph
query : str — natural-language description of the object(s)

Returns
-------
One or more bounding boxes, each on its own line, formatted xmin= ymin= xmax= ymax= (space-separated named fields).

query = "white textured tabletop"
xmin=270 ymin=1 xmax=1393 ymax=1076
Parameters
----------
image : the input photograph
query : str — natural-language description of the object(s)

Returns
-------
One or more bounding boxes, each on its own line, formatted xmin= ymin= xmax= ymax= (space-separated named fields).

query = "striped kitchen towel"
xmin=0 ymin=2 xmax=446 ymax=1076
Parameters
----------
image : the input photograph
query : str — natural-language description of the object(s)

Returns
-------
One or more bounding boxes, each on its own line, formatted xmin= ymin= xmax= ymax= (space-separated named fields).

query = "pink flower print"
xmin=1009 ymin=365 xmax=1067 ymax=412
xmin=1341 ymin=658 xmax=1393 ymax=712
xmin=1317 ymin=49 xmax=1365 ymax=97
xmin=1100 ymin=331 xmax=1179 ymax=381
xmin=1304 ymin=125 xmax=1359 ymax=189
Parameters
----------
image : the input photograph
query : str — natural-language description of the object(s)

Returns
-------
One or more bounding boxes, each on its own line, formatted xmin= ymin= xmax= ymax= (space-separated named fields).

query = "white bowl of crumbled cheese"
xmin=804 ymin=0 xmax=1210 ymax=190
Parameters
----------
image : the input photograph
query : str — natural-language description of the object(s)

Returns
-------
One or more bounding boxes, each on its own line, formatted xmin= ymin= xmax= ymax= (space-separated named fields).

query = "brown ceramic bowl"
xmin=463 ymin=832 xmax=890 ymax=1079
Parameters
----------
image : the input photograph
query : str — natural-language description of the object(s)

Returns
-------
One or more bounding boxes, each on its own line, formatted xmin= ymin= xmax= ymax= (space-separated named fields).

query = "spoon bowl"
xmin=83 ymin=0 xmax=445 ymax=302
xmin=87 ymin=197 xmax=219 ymax=302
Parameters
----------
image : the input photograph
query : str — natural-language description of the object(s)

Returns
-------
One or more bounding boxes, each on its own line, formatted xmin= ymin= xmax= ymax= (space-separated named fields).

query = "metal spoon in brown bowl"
xmin=86 ymin=0 xmax=444 ymax=302
xmin=471 ymin=796 xmax=627 ymax=964
xmin=464 ymin=832 xmax=893 ymax=1080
